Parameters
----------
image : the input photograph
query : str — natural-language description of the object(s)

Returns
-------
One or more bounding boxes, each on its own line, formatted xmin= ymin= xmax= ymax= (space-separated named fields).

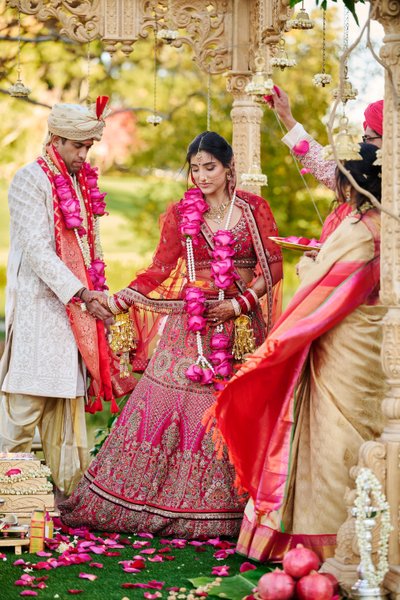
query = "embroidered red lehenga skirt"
xmin=60 ymin=309 xmax=265 ymax=537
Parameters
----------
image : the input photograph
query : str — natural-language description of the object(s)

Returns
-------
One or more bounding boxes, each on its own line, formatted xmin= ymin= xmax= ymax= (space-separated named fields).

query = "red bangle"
xmin=243 ymin=289 xmax=258 ymax=310
xmin=237 ymin=294 xmax=251 ymax=314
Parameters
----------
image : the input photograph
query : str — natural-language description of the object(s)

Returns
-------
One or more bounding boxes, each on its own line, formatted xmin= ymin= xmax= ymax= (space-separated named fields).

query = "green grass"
xmin=0 ymin=531 xmax=270 ymax=600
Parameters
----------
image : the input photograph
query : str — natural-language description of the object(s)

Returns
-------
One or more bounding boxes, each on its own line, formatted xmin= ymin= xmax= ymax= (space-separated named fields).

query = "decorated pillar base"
xmin=383 ymin=566 xmax=400 ymax=599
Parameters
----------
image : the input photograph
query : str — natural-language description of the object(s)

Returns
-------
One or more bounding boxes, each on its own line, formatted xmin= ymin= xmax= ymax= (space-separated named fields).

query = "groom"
xmin=0 ymin=98 xmax=115 ymax=497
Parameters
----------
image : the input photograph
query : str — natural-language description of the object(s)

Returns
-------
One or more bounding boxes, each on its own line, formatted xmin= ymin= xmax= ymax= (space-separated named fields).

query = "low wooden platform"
xmin=0 ymin=537 xmax=30 ymax=555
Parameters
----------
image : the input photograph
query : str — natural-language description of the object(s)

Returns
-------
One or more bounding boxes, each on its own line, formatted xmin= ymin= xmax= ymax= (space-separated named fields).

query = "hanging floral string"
xmin=179 ymin=188 xmax=238 ymax=390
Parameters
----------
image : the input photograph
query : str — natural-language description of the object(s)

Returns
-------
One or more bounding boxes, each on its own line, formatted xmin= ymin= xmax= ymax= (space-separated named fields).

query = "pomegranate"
xmin=321 ymin=572 xmax=339 ymax=595
xmin=282 ymin=544 xmax=320 ymax=579
xmin=296 ymin=571 xmax=334 ymax=600
xmin=257 ymin=569 xmax=295 ymax=600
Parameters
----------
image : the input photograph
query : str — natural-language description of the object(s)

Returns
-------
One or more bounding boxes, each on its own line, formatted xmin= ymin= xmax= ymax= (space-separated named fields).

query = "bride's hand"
xmin=205 ymin=300 xmax=235 ymax=326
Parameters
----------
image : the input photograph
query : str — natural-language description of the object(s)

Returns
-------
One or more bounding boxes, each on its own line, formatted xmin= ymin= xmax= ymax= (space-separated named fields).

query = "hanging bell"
xmin=270 ymin=39 xmax=297 ymax=71
xmin=322 ymin=115 xmax=362 ymax=161
xmin=313 ymin=72 xmax=332 ymax=88
xmin=245 ymin=54 xmax=274 ymax=103
xmin=332 ymin=76 xmax=358 ymax=103
xmin=9 ymin=77 xmax=31 ymax=98
xmin=157 ymin=28 xmax=178 ymax=44
xmin=146 ymin=113 xmax=163 ymax=126
xmin=240 ymin=163 xmax=268 ymax=187
xmin=288 ymin=7 xmax=314 ymax=30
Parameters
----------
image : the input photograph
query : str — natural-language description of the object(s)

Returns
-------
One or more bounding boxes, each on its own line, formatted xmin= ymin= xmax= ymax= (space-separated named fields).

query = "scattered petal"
xmin=300 ymin=167 xmax=311 ymax=175
xmin=20 ymin=593 xmax=38 ymax=597
xmin=88 ymin=562 xmax=103 ymax=568
xmin=211 ymin=565 xmax=230 ymax=576
xmin=140 ymin=548 xmax=156 ymax=555
xmin=292 ymin=139 xmax=310 ymax=155
xmin=67 ymin=591 xmax=84 ymax=595
xmin=240 ymin=562 xmax=257 ymax=573
xmin=36 ymin=551 xmax=52 ymax=557
xmin=138 ymin=532 xmax=154 ymax=539
xmin=78 ymin=573 xmax=97 ymax=581
xmin=144 ymin=594 xmax=162 ymax=599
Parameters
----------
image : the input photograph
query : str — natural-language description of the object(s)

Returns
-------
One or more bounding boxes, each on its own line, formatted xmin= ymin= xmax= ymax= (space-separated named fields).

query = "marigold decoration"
xmin=351 ymin=468 xmax=392 ymax=596
xmin=109 ymin=313 xmax=137 ymax=379
xmin=322 ymin=115 xmax=362 ymax=161
xmin=181 ymin=188 xmax=239 ymax=390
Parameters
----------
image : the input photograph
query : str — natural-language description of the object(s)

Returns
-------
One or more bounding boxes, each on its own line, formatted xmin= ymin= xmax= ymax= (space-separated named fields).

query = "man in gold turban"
xmin=0 ymin=97 xmax=125 ymax=502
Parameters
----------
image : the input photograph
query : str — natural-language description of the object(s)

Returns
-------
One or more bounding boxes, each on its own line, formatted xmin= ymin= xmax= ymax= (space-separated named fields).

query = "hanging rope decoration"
xmin=147 ymin=23 xmax=163 ymax=126
xmin=313 ymin=10 xmax=332 ymax=87
xmin=9 ymin=1 xmax=31 ymax=98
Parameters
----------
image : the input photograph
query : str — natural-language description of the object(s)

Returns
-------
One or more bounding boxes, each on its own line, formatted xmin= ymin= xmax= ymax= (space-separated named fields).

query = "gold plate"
xmin=269 ymin=236 xmax=321 ymax=252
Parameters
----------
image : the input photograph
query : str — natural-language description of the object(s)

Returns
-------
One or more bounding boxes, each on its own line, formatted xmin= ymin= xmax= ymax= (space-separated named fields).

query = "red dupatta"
xmin=215 ymin=209 xmax=381 ymax=515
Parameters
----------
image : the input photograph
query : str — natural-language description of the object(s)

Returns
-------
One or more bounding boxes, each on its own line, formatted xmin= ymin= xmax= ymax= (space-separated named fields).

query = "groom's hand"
xmin=81 ymin=289 xmax=112 ymax=320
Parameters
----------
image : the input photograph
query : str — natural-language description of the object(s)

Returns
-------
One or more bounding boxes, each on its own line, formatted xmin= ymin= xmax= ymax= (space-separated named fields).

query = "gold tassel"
xmin=232 ymin=315 xmax=256 ymax=361
xmin=109 ymin=313 xmax=136 ymax=378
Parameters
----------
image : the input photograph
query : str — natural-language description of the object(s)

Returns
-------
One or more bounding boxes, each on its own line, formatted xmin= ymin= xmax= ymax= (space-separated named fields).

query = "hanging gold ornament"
xmin=240 ymin=163 xmax=268 ymax=187
xmin=232 ymin=315 xmax=256 ymax=360
xmin=109 ymin=313 xmax=136 ymax=378
xmin=147 ymin=24 xmax=163 ymax=126
xmin=322 ymin=115 xmax=362 ymax=161
xmin=313 ymin=9 xmax=332 ymax=88
xmin=288 ymin=1 xmax=314 ymax=30
xmin=245 ymin=54 xmax=274 ymax=103
xmin=8 ymin=4 xmax=31 ymax=98
xmin=157 ymin=0 xmax=178 ymax=43
xmin=270 ymin=38 xmax=296 ymax=71
xmin=332 ymin=72 xmax=358 ymax=103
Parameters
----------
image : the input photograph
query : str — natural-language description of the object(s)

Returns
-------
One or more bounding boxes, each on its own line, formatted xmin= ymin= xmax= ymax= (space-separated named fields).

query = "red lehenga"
xmin=60 ymin=190 xmax=282 ymax=538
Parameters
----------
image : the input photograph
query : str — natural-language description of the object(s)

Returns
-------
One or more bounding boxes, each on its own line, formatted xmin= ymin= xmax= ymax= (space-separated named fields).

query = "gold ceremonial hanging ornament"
xmin=313 ymin=9 xmax=332 ymax=87
xmin=270 ymin=38 xmax=296 ymax=71
xmin=288 ymin=1 xmax=314 ymax=29
xmin=332 ymin=9 xmax=358 ymax=102
xmin=240 ymin=163 xmax=268 ymax=187
xmin=245 ymin=54 xmax=274 ymax=103
xmin=147 ymin=23 xmax=163 ymax=126
xmin=157 ymin=0 xmax=178 ymax=43
xmin=323 ymin=115 xmax=362 ymax=161
xmin=233 ymin=315 xmax=256 ymax=361
xmin=109 ymin=313 xmax=136 ymax=378
xmin=8 ymin=2 xmax=31 ymax=98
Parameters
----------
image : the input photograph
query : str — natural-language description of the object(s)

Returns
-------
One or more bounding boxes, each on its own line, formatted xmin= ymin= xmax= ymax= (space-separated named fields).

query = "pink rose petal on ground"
xmin=103 ymin=551 xmax=121 ymax=557
xmin=147 ymin=555 xmax=163 ymax=562
xmin=79 ymin=573 xmax=97 ymax=581
xmin=300 ymin=167 xmax=311 ymax=174
xmin=140 ymin=548 xmax=156 ymax=555
xmin=132 ymin=541 xmax=150 ymax=548
xmin=138 ymin=532 xmax=154 ymax=539
xmin=88 ymin=562 xmax=103 ymax=568
xmin=89 ymin=545 xmax=105 ymax=554
xmin=36 ymin=551 xmax=52 ymax=557
xmin=14 ymin=559 xmax=26 ymax=566
xmin=20 ymin=593 xmax=38 ymax=597
xmin=144 ymin=594 xmax=162 ymax=599
xmin=170 ymin=539 xmax=187 ymax=548
xmin=240 ymin=561 xmax=257 ymax=573
xmin=164 ymin=555 xmax=176 ymax=561
xmin=211 ymin=565 xmax=230 ymax=576
xmin=292 ymin=139 xmax=310 ymax=155
xmin=67 ymin=591 xmax=84 ymax=595
xmin=214 ymin=548 xmax=235 ymax=559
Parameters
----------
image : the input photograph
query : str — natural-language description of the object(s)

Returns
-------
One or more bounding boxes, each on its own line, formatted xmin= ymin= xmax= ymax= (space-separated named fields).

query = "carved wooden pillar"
xmin=226 ymin=72 xmax=264 ymax=194
xmin=375 ymin=0 xmax=400 ymax=596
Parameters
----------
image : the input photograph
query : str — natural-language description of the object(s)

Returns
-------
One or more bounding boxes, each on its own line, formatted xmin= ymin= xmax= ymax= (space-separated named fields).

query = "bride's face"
xmin=190 ymin=151 xmax=228 ymax=197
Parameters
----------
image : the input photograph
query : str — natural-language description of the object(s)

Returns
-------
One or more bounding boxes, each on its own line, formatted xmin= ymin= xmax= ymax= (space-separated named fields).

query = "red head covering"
xmin=363 ymin=100 xmax=384 ymax=136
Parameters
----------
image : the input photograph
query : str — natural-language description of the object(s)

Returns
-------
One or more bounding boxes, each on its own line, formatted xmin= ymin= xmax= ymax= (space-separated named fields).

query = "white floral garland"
xmin=0 ymin=481 xmax=53 ymax=495
xmin=0 ymin=465 xmax=51 ymax=483
xmin=354 ymin=467 xmax=392 ymax=588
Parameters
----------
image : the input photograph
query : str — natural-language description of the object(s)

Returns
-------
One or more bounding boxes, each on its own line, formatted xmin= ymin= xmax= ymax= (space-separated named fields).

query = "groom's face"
xmin=53 ymin=136 xmax=94 ymax=174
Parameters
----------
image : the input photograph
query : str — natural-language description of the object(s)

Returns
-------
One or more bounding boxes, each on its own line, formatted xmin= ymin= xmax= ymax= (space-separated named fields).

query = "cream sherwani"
xmin=0 ymin=162 xmax=89 ymax=494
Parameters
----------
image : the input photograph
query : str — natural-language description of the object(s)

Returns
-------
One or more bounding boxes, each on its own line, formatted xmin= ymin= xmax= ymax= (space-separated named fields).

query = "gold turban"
xmin=46 ymin=97 xmax=109 ymax=143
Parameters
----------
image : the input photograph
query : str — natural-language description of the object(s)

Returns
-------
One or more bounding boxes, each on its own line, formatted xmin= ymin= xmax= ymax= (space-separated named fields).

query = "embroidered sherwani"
xmin=0 ymin=162 xmax=89 ymax=494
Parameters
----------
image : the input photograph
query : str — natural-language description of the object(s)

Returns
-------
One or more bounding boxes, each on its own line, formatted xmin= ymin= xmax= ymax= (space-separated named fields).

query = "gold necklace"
xmin=206 ymin=200 xmax=229 ymax=224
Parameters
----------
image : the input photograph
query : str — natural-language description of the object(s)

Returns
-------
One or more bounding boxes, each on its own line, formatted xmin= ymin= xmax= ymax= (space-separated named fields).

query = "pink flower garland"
xmin=53 ymin=163 xmax=108 ymax=291
xmin=180 ymin=188 xmax=236 ymax=389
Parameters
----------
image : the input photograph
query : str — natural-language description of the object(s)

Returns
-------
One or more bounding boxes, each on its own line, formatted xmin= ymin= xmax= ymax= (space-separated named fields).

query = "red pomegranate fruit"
xmin=296 ymin=571 xmax=334 ymax=600
xmin=321 ymin=572 xmax=339 ymax=594
xmin=257 ymin=569 xmax=295 ymax=600
xmin=282 ymin=544 xmax=320 ymax=579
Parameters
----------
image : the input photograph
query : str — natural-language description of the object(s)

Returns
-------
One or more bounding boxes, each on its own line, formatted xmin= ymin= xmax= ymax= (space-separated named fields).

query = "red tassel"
xmin=96 ymin=96 xmax=109 ymax=119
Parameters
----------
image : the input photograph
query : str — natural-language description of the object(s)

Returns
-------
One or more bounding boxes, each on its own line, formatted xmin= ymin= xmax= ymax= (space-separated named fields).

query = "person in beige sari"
xmin=215 ymin=142 xmax=386 ymax=561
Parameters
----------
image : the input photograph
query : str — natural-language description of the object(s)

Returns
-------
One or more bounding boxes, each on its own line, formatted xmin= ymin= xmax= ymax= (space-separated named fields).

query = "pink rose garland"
xmin=180 ymin=188 xmax=237 ymax=389
xmin=53 ymin=162 xmax=108 ymax=291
